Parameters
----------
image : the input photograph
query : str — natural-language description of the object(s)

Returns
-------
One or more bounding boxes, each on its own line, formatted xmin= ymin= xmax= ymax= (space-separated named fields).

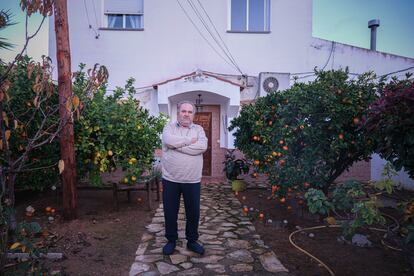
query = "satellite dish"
xmin=262 ymin=76 xmax=279 ymax=93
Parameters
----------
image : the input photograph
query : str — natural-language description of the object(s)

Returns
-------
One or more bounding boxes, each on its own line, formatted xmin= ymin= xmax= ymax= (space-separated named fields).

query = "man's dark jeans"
xmin=162 ymin=178 xmax=201 ymax=243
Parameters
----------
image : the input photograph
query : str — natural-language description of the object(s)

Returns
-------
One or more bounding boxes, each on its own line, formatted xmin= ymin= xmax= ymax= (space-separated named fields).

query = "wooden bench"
xmin=112 ymin=175 xmax=160 ymax=211
xmin=56 ymin=175 xmax=161 ymax=211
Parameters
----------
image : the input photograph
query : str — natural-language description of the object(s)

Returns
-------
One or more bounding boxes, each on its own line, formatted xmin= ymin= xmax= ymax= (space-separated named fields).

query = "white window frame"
xmin=105 ymin=13 xmax=144 ymax=30
xmin=228 ymin=0 xmax=270 ymax=33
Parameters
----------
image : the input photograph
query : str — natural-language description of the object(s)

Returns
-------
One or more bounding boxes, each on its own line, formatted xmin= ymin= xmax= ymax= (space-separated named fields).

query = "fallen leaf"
xmin=58 ymin=159 xmax=65 ymax=174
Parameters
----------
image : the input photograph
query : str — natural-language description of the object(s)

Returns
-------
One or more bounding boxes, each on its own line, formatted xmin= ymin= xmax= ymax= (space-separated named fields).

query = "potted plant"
xmin=223 ymin=149 xmax=250 ymax=192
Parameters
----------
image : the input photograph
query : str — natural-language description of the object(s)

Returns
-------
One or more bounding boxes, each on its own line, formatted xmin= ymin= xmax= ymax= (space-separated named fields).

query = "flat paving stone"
xmin=129 ymin=183 xmax=288 ymax=275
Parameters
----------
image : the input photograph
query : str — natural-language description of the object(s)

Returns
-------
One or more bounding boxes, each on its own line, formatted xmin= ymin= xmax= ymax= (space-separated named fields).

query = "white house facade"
xmin=48 ymin=0 xmax=414 ymax=185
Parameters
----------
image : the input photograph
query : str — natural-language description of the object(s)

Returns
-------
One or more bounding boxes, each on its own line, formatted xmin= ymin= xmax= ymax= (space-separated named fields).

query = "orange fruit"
xmin=272 ymin=151 xmax=277 ymax=157
xmin=45 ymin=207 xmax=52 ymax=212
xmin=254 ymin=160 xmax=260 ymax=165
xmin=353 ymin=117 xmax=360 ymax=124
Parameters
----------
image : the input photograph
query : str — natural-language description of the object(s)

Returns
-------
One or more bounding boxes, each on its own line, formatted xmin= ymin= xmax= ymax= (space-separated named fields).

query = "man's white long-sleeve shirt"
xmin=161 ymin=121 xmax=208 ymax=183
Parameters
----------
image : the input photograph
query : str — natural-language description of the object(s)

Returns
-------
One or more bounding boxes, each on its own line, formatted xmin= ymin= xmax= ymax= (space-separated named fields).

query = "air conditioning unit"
xmin=259 ymin=72 xmax=291 ymax=97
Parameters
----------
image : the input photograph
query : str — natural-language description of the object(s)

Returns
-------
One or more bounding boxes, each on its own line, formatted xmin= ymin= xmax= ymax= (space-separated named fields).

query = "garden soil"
xmin=238 ymin=188 xmax=413 ymax=276
xmin=12 ymin=189 xmax=155 ymax=275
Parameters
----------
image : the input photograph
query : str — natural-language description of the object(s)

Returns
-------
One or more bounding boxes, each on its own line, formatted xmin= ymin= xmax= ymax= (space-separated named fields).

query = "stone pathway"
xmin=129 ymin=183 xmax=288 ymax=275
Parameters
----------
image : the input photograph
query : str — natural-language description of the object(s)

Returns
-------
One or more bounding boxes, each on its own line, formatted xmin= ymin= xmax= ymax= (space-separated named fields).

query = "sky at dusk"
xmin=0 ymin=0 xmax=413 ymax=63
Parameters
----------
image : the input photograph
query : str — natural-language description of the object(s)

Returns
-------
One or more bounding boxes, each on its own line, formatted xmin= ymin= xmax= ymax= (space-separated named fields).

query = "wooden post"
xmin=54 ymin=0 xmax=77 ymax=220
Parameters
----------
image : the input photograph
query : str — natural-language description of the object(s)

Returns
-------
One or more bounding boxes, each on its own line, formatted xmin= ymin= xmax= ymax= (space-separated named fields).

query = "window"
xmin=230 ymin=0 xmax=270 ymax=32
xmin=104 ymin=0 xmax=144 ymax=30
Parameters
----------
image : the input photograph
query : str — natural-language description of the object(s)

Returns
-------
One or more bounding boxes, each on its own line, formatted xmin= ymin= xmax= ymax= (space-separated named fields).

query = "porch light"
xmin=195 ymin=94 xmax=203 ymax=112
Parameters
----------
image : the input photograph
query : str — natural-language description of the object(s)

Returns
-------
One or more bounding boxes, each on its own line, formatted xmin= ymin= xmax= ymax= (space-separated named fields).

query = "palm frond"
xmin=0 ymin=9 xmax=16 ymax=50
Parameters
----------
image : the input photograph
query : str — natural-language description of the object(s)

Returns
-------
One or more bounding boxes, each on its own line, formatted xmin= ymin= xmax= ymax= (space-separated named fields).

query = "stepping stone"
xmin=199 ymin=234 xmax=217 ymax=241
xmin=135 ymin=242 xmax=148 ymax=255
xmin=170 ymin=254 xmax=187 ymax=264
xmin=129 ymin=262 xmax=150 ymax=276
xmin=199 ymin=229 xmax=219 ymax=235
xmin=205 ymin=264 xmax=226 ymax=274
xmin=180 ymin=262 xmax=193 ymax=269
xmin=259 ymin=252 xmax=288 ymax=272
xmin=229 ymin=263 xmax=253 ymax=272
xmin=227 ymin=249 xmax=254 ymax=263
xmin=225 ymin=239 xmax=252 ymax=249
xmin=146 ymin=224 xmax=164 ymax=233
xmin=155 ymin=262 xmax=180 ymax=275
xmin=222 ymin=231 xmax=238 ymax=238
xmin=177 ymin=268 xmax=203 ymax=276
xmin=152 ymin=217 xmax=165 ymax=223
xmin=190 ymin=255 xmax=224 ymax=264
xmin=135 ymin=254 xmax=163 ymax=263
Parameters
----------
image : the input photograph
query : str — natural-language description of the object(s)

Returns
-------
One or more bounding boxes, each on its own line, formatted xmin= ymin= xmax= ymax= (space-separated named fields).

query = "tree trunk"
xmin=54 ymin=0 xmax=77 ymax=220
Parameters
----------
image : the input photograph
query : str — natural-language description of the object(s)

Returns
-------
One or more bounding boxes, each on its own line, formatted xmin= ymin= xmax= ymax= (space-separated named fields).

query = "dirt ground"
xmin=7 ymin=184 xmax=414 ymax=275
xmin=237 ymin=188 xmax=413 ymax=276
xmin=9 ymin=188 xmax=157 ymax=275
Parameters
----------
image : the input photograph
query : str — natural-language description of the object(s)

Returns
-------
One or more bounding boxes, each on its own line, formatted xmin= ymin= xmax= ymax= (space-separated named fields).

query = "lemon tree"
xmin=74 ymin=69 xmax=166 ymax=186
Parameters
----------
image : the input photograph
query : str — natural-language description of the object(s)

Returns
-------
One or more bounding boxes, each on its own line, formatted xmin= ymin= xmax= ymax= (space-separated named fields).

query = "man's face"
xmin=177 ymin=103 xmax=195 ymax=127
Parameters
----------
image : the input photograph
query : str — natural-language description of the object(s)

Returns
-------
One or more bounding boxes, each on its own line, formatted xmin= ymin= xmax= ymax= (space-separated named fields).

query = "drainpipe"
xmin=368 ymin=19 xmax=380 ymax=51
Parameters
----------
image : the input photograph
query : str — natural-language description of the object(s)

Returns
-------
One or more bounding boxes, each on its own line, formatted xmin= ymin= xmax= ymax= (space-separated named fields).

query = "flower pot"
xmin=232 ymin=179 xmax=247 ymax=192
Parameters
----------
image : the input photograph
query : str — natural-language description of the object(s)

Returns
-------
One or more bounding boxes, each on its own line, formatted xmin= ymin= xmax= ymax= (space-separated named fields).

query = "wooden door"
xmin=193 ymin=112 xmax=212 ymax=176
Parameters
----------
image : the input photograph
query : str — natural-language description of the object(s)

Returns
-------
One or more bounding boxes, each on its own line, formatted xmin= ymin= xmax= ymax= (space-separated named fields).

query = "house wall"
xmin=48 ymin=0 xmax=414 ymax=188
xmin=49 ymin=0 xmax=413 ymax=89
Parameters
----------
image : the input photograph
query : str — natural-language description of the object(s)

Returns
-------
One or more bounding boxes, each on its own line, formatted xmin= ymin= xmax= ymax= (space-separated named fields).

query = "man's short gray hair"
xmin=177 ymin=101 xmax=196 ymax=114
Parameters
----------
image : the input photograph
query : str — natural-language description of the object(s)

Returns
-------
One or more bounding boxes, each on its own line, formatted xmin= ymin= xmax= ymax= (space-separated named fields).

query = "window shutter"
xmin=104 ymin=0 xmax=143 ymax=14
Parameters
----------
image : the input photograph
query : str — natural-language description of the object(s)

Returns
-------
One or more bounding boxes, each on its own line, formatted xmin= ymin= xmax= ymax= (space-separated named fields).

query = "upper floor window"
xmin=104 ymin=0 xmax=144 ymax=30
xmin=230 ymin=0 xmax=270 ymax=32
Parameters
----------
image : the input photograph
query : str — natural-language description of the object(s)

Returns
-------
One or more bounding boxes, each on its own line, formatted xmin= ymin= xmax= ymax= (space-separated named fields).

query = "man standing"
xmin=161 ymin=101 xmax=208 ymax=255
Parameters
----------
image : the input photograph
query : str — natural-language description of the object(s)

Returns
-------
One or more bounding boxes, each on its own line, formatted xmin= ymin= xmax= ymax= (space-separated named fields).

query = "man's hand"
xmin=191 ymin=137 xmax=198 ymax=144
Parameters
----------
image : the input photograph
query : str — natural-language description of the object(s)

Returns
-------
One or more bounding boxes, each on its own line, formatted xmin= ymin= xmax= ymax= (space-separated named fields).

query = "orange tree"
xmin=73 ymin=66 xmax=166 ymax=186
xmin=229 ymin=69 xmax=378 ymax=197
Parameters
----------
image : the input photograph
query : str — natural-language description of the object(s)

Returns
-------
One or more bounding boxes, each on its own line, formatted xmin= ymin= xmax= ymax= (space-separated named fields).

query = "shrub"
xmin=0 ymin=56 xmax=60 ymax=191
xmin=364 ymin=77 xmax=414 ymax=177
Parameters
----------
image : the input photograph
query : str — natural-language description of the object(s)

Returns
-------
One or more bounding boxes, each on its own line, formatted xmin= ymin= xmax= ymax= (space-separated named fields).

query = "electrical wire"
xmin=91 ymin=0 xmax=101 ymax=38
xmin=378 ymin=66 xmax=414 ymax=78
xmin=321 ymin=41 xmax=335 ymax=71
xmin=176 ymin=0 xmax=238 ymax=72
xmin=186 ymin=0 xmax=244 ymax=75
xmin=194 ymin=0 xmax=244 ymax=74
xmin=83 ymin=0 xmax=99 ymax=38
